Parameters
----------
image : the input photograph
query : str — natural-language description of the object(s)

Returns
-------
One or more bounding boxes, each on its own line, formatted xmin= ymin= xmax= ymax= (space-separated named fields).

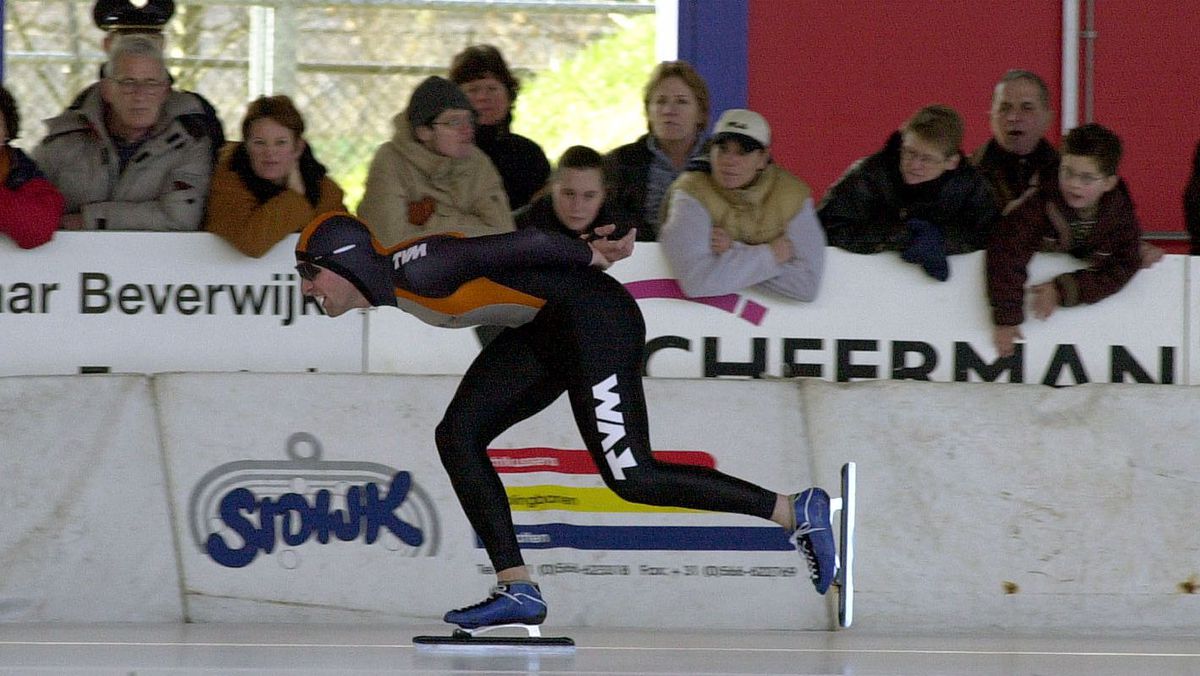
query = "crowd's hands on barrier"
xmin=769 ymin=234 xmax=795 ymax=263
xmin=60 ymin=214 xmax=85 ymax=230
xmin=993 ymin=324 xmax=1023 ymax=358
xmin=1031 ymin=282 xmax=1060 ymax=320
xmin=900 ymin=218 xmax=949 ymax=281
xmin=588 ymin=224 xmax=636 ymax=269
xmin=1139 ymin=241 xmax=1164 ymax=269
xmin=711 ymin=226 xmax=732 ymax=254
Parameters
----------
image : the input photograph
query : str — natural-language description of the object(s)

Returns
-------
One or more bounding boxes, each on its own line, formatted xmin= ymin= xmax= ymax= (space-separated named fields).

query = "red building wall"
xmin=1089 ymin=3 xmax=1200 ymax=242
xmin=747 ymin=1 xmax=1197 ymax=246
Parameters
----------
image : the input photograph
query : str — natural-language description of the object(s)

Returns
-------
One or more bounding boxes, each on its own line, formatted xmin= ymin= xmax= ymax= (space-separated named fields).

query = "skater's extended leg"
xmin=556 ymin=273 xmax=839 ymax=592
xmin=567 ymin=367 xmax=779 ymax=515
xmin=554 ymin=275 xmax=776 ymax=515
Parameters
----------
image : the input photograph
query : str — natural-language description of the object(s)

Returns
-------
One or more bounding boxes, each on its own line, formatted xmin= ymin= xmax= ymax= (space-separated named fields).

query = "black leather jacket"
xmin=602 ymin=134 xmax=658 ymax=241
xmin=817 ymin=131 xmax=999 ymax=255
xmin=1184 ymin=139 xmax=1200 ymax=255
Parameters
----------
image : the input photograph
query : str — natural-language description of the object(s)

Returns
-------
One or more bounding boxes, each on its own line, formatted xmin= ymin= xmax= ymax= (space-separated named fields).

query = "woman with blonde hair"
xmin=205 ymin=95 xmax=345 ymax=257
xmin=604 ymin=60 xmax=710 ymax=241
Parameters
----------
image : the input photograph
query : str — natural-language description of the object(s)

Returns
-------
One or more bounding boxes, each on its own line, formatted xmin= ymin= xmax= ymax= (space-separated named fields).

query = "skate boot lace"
xmin=791 ymin=521 xmax=822 ymax=582
xmin=450 ymin=583 xmax=542 ymax=615
xmin=452 ymin=585 xmax=516 ymax=613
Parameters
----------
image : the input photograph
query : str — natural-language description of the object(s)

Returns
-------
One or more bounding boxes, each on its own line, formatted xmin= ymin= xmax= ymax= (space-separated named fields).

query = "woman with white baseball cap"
xmin=658 ymin=108 xmax=826 ymax=301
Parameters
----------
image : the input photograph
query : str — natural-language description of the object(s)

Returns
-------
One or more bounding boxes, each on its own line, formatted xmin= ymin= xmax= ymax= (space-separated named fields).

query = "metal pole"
xmin=1060 ymin=0 xmax=1080 ymax=133
xmin=273 ymin=4 xmax=298 ymax=96
xmin=248 ymin=6 xmax=274 ymax=98
xmin=655 ymin=0 xmax=678 ymax=62
xmin=1083 ymin=0 xmax=1096 ymax=123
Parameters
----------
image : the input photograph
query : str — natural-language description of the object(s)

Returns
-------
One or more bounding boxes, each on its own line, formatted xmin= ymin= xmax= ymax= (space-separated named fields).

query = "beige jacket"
xmin=357 ymin=111 xmax=513 ymax=247
xmin=32 ymin=86 xmax=214 ymax=231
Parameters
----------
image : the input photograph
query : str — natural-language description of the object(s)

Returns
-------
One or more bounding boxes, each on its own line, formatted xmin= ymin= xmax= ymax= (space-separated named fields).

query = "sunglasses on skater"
xmin=295 ymin=242 xmax=361 ymax=281
xmin=295 ymin=261 xmax=322 ymax=281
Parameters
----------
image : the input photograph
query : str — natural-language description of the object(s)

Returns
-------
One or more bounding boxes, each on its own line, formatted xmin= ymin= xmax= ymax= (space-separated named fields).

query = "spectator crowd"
xmin=2 ymin=1 xmax=1194 ymax=361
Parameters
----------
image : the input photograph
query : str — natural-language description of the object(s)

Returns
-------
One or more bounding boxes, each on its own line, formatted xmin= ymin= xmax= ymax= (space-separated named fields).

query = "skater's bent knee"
xmin=435 ymin=418 xmax=476 ymax=460
xmin=604 ymin=472 xmax=666 ymax=506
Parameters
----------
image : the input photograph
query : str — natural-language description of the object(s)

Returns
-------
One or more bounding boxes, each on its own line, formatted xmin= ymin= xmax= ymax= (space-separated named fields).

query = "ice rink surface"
xmin=1 ymin=623 xmax=1197 ymax=675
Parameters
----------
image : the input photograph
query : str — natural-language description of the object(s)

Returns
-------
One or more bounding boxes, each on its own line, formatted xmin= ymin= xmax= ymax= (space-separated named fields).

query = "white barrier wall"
xmin=804 ymin=379 xmax=1200 ymax=633
xmin=0 ymin=375 xmax=180 ymax=622
xmin=0 ymin=234 xmax=1190 ymax=385
xmin=155 ymin=373 xmax=823 ymax=629
xmin=369 ymin=247 xmax=1186 ymax=385
xmin=3 ymin=372 xmax=1196 ymax=632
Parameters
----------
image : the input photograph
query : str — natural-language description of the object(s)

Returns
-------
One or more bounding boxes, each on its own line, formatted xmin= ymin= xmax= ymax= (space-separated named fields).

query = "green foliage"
xmin=510 ymin=14 xmax=656 ymax=166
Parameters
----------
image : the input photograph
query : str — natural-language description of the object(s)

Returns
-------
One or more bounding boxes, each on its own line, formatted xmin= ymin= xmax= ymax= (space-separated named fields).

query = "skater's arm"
xmin=470 ymin=227 xmax=595 ymax=268
xmin=398 ymin=227 xmax=596 ymax=297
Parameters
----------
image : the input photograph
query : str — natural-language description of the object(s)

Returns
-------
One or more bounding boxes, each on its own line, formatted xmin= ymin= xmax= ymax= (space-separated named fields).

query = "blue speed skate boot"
xmin=443 ymin=581 xmax=548 ymax=630
xmin=791 ymin=487 xmax=837 ymax=595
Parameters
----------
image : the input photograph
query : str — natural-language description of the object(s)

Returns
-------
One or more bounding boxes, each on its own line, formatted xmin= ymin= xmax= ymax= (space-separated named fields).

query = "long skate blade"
xmin=413 ymin=633 xmax=575 ymax=654
xmin=837 ymin=461 xmax=856 ymax=628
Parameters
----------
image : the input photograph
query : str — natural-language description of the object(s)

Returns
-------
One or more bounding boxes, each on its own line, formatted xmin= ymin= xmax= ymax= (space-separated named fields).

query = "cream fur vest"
xmin=671 ymin=164 xmax=810 ymax=244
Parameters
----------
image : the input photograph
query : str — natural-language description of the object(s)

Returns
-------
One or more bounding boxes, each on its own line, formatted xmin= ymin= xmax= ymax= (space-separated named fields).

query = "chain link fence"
xmin=4 ymin=0 xmax=655 ymax=207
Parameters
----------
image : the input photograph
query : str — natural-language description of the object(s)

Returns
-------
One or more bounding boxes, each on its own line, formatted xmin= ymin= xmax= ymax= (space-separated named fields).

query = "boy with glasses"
xmin=986 ymin=123 xmax=1143 ymax=358
xmin=817 ymin=104 xmax=999 ymax=281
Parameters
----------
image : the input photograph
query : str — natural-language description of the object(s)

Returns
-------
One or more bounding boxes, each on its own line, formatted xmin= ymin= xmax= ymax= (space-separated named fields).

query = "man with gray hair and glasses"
xmin=33 ymin=33 xmax=214 ymax=231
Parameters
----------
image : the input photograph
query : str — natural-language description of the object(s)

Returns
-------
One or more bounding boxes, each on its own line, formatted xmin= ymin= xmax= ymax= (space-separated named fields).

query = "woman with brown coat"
xmin=205 ymin=95 xmax=345 ymax=257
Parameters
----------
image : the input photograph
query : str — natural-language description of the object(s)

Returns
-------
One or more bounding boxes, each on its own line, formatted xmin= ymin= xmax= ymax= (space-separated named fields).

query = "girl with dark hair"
xmin=514 ymin=145 xmax=619 ymax=240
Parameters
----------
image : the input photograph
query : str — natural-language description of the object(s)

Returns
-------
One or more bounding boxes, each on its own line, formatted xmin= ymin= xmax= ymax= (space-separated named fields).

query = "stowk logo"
xmin=188 ymin=432 xmax=440 ymax=568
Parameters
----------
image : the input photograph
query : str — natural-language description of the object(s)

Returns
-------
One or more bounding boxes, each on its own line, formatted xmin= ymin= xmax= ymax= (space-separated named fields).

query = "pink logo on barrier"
xmin=624 ymin=279 xmax=768 ymax=326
